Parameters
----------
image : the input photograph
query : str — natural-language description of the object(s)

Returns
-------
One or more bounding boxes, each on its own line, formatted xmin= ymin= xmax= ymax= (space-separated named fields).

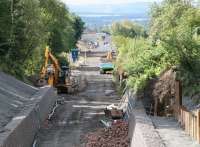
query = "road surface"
xmin=36 ymin=51 xmax=119 ymax=147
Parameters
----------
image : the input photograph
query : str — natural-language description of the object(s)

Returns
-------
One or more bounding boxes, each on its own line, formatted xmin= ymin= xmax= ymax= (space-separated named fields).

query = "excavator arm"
xmin=38 ymin=46 xmax=74 ymax=93
xmin=40 ymin=46 xmax=50 ymax=79
xmin=40 ymin=46 xmax=61 ymax=86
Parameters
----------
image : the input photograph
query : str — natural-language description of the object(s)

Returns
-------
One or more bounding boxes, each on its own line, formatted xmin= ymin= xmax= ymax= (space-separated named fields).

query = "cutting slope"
xmin=0 ymin=72 xmax=38 ymax=130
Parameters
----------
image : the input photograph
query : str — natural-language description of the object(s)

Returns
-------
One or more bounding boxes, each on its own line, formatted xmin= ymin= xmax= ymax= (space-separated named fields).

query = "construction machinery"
xmin=106 ymin=51 xmax=113 ymax=61
xmin=38 ymin=46 xmax=77 ymax=93
xmin=99 ymin=63 xmax=114 ymax=74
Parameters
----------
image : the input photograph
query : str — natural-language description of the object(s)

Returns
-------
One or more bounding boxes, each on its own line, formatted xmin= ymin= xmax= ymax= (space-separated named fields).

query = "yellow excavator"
xmin=38 ymin=46 xmax=75 ymax=93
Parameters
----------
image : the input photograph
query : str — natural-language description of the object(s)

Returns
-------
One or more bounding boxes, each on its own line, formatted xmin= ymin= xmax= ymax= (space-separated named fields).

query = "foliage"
xmin=0 ymin=0 xmax=84 ymax=79
xmin=150 ymin=0 xmax=200 ymax=89
xmin=57 ymin=52 xmax=69 ymax=67
xmin=114 ymin=36 xmax=169 ymax=92
xmin=113 ymin=0 xmax=200 ymax=94
xmin=111 ymin=20 xmax=147 ymax=38
xmin=150 ymin=1 xmax=200 ymax=63
xmin=101 ymin=26 xmax=111 ymax=35
xmin=0 ymin=0 xmax=46 ymax=78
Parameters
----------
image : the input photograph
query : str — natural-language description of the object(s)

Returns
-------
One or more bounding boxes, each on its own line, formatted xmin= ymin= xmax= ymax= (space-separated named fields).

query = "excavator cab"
xmin=38 ymin=46 xmax=75 ymax=93
xmin=46 ymin=64 xmax=56 ymax=86
xmin=38 ymin=64 xmax=55 ymax=87
xmin=58 ymin=66 xmax=70 ymax=84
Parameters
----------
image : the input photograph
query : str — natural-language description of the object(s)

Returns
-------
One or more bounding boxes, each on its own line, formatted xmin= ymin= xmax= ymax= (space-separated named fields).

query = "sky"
xmin=61 ymin=0 xmax=198 ymax=28
xmin=61 ymin=0 xmax=162 ymax=5
xmin=61 ymin=0 xmax=162 ymax=14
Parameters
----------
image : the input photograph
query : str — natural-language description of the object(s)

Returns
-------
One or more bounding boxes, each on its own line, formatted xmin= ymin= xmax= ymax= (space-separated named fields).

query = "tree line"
xmin=0 ymin=0 xmax=84 ymax=79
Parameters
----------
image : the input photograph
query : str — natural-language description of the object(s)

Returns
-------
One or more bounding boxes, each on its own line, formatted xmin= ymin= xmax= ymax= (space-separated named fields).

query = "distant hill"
xmin=68 ymin=2 xmax=155 ymax=29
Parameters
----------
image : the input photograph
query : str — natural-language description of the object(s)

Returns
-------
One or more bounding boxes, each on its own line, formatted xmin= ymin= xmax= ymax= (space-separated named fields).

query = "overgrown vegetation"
xmin=0 ymin=0 xmax=84 ymax=79
xmin=111 ymin=21 xmax=147 ymax=38
xmin=113 ymin=0 xmax=200 ymax=97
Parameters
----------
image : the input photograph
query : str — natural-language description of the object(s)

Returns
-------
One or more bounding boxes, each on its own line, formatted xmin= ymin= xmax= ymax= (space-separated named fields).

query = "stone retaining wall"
xmin=120 ymin=90 xmax=165 ymax=147
xmin=0 ymin=86 xmax=57 ymax=147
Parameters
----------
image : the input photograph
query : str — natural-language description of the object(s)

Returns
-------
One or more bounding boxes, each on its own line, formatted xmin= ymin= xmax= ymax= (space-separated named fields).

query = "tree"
xmin=0 ymin=0 xmax=12 ymax=58
xmin=111 ymin=21 xmax=147 ymax=38
xmin=0 ymin=0 xmax=46 ymax=77
xmin=0 ymin=0 xmax=85 ymax=79
xmin=150 ymin=0 xmax=200 ymax=77
xmin=72 ymin=14 xmax=85 ymax=41
xmin=112 ymin=0 xmax=200 ymax=94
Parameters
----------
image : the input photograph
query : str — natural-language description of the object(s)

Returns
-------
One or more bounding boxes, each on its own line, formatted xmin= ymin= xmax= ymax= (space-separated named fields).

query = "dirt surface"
xmin=0 ymin=72 xmax=38 ymax=130
xmin=143 ymin=69 xmax=176 ymax=116
xmin=84 ymin=121 xmax=129 ymax=147
xmin=36 ymin=51 xmax=120 ymax=147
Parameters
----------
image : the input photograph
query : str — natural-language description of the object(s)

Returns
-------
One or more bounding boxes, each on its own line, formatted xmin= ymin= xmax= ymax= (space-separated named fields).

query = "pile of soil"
xmin=84 ymin=121 xmax=129 ymax=147
xmin=143 ymin=69 xmax=176 ymax=116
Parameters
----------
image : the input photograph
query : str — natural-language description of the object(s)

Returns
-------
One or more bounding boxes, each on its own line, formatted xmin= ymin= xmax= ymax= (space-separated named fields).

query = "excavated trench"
xmin=35 ymin=70 xmax=120 ymax=147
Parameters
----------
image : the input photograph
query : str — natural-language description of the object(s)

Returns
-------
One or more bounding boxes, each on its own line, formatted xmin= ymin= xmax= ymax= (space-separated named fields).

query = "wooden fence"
xmin=178 ymin=106 xmax=200 ymax=143
xmin=175 ymin=80 xmax=200 ymax=143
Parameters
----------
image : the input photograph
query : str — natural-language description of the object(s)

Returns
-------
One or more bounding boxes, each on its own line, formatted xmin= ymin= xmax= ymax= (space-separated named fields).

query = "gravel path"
xmin=151 ymin=116 xmax=200 ymax=147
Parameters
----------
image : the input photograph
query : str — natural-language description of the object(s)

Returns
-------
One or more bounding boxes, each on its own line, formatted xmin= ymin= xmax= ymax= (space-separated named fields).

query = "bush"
xmin=113 ymin=0 xmax=200 ymax=97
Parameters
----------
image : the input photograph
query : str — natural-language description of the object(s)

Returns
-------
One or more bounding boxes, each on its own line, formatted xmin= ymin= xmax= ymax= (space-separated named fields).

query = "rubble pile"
xmin=85 ymin=121 xmax=130 ymax=147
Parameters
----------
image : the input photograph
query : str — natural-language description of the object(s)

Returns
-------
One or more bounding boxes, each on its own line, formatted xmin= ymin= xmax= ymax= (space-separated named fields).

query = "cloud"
xmin=62 ymin=0 xmax=161 ymax=5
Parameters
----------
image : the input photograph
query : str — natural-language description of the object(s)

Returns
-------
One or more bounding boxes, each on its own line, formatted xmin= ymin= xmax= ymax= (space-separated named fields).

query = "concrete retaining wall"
xmin=120 ymin=90 xmax=165 ymax=147
xmin=0 ymin=86 xmax=57 ymax=147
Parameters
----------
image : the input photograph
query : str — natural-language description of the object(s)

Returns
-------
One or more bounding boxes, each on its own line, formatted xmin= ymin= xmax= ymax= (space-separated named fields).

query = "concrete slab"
xmin=0 ymin=72 xmax=38 ymax=129
xmin=0 ymin=72 xmax=57 ymax=147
